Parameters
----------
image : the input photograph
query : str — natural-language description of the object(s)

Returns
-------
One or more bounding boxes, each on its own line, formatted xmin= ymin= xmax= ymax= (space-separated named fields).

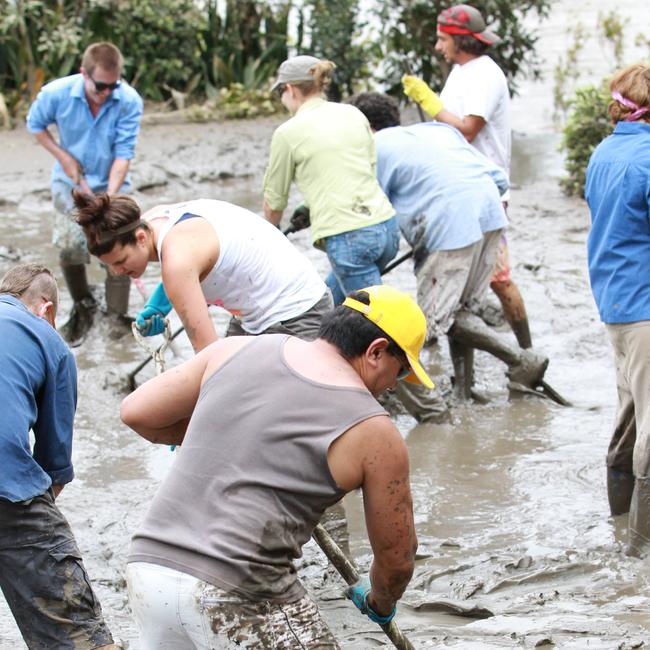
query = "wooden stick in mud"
xmin=311 ymin=524 xmax=416 ymax=650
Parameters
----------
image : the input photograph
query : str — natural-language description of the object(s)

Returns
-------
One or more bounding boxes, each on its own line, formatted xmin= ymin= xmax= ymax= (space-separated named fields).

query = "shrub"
xmin=559 ymin=82 xmax=612 ymax=198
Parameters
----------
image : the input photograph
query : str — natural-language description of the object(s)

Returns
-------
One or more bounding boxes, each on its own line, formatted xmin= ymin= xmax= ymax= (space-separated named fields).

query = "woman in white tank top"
xmin=73 ymin=192 xmax=330 ymax=352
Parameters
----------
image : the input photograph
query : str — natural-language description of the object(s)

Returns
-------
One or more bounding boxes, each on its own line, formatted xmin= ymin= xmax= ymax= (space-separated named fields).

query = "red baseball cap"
xmin=437 ymin=4 xmax=502 ymax=45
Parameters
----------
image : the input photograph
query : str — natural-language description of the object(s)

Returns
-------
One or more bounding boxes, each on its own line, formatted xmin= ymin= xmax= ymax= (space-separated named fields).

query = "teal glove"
xmin=136 ymin=282 xmax=172 ymax=336
xmin=344 ymin=577 xmax=396 ymax=625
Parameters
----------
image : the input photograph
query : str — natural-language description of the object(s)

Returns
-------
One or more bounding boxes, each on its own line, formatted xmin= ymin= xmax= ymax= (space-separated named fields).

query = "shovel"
xmin=312 ymin=524 xmax=415 ymax=650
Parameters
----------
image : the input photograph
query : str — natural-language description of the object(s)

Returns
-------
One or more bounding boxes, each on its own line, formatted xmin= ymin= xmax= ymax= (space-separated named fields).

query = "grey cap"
xmin=271 ymin=55 xmax=321 ymax=91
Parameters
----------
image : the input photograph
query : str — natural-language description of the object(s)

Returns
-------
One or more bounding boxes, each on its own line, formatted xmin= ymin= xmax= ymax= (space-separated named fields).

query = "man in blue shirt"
xmin=349 ymin=92 xmax=548 ymax=407
xmin=27 ymin=42 xmax=143 ymax=346
xmin=0 ymin=263 xmax=117 ymax=648
xmin=585 ymin=63 xmax=650 ymax=557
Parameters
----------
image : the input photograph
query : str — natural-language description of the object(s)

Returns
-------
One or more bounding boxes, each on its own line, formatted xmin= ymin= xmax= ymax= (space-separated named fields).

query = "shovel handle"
xmin=311 ymin=524 xmax=415 ymax=650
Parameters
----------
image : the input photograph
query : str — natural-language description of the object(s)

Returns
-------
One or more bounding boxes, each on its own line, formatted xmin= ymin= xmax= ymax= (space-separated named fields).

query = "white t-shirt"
xmin=154 ymin=199 xmax=326 ymax=334
xmin=440 ymin=55 xmax=511 ymax=180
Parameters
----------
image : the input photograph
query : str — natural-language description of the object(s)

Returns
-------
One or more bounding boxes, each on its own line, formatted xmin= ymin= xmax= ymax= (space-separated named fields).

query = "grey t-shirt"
xmin=129 ymin=334 xmax=386 ymax=602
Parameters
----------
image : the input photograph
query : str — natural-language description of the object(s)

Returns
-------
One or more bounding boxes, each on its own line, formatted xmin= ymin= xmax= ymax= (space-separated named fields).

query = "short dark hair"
xmin=318 ymin=290 xmax=404 ymax=360
xmin=73 ymin=190 xmax=149 ymax=256
xmin=348 ymin=92 xmax=401 ymax=132
xmin=452 ymin=34 xmax=489 ymax=56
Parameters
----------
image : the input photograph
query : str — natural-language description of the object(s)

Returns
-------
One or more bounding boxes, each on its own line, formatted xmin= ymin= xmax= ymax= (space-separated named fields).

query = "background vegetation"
xmin=555 ymin=11 xmax=650 ymax=196
xmin=0 ymin=0 xmax=550 ymax=125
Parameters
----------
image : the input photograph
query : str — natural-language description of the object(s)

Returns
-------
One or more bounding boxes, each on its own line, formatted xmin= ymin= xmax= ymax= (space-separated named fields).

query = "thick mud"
xmin=2 ymin=2 xmax=650 ymax=647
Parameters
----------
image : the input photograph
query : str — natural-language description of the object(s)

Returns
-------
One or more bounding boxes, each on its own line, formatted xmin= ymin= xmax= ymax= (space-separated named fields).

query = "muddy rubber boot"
xmin=105 ymin=273 xmax=131 ymax=317
xmin=490 ymin=279 xmax=532 ymax=348
xmin=449 ymin=310 xmax=548 ymax=392
xmin=58 ymin=262 xmax=96 ymax=347
xmin=506 ymin=349 xmax=549 ymax=389
xmin=628 ymin=477 xmax=650 ymax=558
xmin=607 ymin=468 xmax=635 ymax=516
xmin=449 ymin=337 xmax=473 ymax=401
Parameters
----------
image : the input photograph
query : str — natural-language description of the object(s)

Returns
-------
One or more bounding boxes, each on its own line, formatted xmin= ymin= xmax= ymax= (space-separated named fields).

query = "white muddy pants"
xmin=126 ymin=562 xmax=340 ymax=649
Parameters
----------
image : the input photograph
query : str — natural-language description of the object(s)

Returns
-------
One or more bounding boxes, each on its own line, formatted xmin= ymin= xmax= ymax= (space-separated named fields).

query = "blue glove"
xmin=344 ymin=576 xmax=396 ymax=625
xmin=135 ymin=282 xmax=173 ymax=336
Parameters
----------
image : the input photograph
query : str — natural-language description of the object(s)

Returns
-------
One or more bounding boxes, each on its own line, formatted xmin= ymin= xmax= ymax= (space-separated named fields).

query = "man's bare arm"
xmin=434 ymin=110 xmax=486 ymax=143
xmin=120 ymin=350 xmax=210 ymax=444
xmin=107 ymin=158 xmax=130 ymax=195
xmin=34 ymin=130 xmax=84 ymax=185
xmin=360 ymin=418 xmax=417 ymax=615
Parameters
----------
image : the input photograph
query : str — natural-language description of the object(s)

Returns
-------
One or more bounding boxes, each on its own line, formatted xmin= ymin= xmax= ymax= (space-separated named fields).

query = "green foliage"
xmin=552 ymin=24 xmax=586 ymax=124
xmin=0 ymin=0 xmax=550 ymax=122
xmin=300 ymin=0 xmax=370 ymax=100
xmin=559 ymin=83 xmax=612 ymax=198
xmin=106 ymin=0 xmax=204 ymax=102
xmin=556 ymin=10 xmax=642 ymax=197
xmin=375 ymin=0 xmax=552 ymax=96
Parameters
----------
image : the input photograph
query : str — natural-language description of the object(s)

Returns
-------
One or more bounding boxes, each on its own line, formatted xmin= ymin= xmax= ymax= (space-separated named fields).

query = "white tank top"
xmin=153 ymin=199 xmax=326 ymax=334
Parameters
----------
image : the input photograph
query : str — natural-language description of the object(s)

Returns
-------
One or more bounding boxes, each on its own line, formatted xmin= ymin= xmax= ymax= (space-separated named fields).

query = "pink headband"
xmin=612 ymin=90 xmax=650 ymax=121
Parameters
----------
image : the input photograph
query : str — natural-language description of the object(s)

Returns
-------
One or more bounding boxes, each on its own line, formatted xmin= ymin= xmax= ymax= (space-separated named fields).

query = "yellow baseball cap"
xmin=343 ymin=285 xmax=434 ymax=389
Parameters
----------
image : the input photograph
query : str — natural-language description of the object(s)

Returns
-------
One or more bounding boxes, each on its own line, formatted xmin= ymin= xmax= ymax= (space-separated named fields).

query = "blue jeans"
xmin=325 ymin=217 xmax=400 ymax=305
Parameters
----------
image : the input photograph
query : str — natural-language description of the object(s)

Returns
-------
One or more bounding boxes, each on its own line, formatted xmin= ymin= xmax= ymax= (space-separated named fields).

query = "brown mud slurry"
xmin=3 ymin=37 xmax=650 ymax=641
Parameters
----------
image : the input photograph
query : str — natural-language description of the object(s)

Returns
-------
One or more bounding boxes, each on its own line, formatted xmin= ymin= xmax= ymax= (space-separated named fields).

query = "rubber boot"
xmin=490 ymin=279 xmax=533 ymax=349
xmin=449 ymin=310 xmax=548 ymax=391
xmin=607 ymin=468 xmax=635 ymax=516
xmin=449 ymin=337 xmax=473 ymax=401
xmin=628 ymin=477 xmax=650 ymax=558
xmin=59 ymin=262 xmax=96 ymax=347
xmin=105 ymin=273 xmax=131 ymax=317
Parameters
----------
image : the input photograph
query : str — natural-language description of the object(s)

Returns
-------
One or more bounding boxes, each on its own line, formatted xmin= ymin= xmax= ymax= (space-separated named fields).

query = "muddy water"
xmin=2 ymin=2 xmax=650 ymax=647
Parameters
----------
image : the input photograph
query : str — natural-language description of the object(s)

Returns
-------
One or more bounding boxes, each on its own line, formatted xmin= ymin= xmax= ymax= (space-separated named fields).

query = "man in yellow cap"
xmin=119 ymin=285 xmax=426 ymax=649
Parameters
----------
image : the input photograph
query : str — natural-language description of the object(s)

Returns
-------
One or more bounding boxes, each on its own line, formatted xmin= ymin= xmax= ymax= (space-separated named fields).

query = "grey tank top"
xmin=129 ymin=334 xmax=387 ymax=602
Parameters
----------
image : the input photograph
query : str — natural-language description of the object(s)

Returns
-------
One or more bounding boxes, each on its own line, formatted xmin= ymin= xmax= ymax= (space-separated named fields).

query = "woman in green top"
xmin=263 ymin=55 xmax=399 ymax=305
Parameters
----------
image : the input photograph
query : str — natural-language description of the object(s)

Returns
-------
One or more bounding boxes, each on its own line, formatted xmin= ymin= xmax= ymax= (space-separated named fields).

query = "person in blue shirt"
xmin=585 ymin=63 xmax=650 ymax=557
xmin=27 ymin=42 xmax=143 ymax=346
xmin=349 ymin=92 xmax=548 ymax=408
xmin=0 ymin=263 xmax=117 ymax=649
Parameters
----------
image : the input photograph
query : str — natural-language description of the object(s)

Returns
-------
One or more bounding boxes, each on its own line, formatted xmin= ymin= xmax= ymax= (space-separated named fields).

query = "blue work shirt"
xmin=374 ymin=122 xmax=508 ymax=252
xmin=586 ymin=121 xmax=650 ymax=324
xmin=26 ymin=73 xmax=143 ymax=192
xmin=0 ymin=295 xmax=77 ymax=502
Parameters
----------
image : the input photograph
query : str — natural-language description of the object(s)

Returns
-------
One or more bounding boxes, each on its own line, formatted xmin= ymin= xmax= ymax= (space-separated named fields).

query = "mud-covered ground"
xmin=2 ymin=2 xmax=650 ymax=645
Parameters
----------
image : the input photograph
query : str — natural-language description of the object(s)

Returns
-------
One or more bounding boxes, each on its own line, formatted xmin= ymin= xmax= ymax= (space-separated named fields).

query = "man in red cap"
xmin=402 ymin=4 xmax=534 ymax=353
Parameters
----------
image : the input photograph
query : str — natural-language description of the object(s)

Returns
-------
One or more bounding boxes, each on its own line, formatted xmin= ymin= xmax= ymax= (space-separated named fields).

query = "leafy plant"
xmin=559 ymin=83 xmax=612 ymax=197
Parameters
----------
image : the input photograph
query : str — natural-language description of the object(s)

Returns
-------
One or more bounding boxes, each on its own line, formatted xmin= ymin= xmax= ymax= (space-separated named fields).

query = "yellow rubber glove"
xmin=401 ymin=75 xmax=444 ymax=118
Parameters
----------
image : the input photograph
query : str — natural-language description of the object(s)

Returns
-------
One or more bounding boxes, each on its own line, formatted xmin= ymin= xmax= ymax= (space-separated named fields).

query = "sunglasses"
xmin=392 ymin=351 xmax=412 ymax=381
xmin=90 ymin=75 xmax=121 ymax=92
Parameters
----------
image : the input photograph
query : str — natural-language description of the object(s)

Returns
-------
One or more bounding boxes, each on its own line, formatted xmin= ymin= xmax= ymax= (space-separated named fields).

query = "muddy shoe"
xmin=59 ymin=296 xmax=97 ymax=347
xmin=506 ymin=350 xmax=548 ymax=389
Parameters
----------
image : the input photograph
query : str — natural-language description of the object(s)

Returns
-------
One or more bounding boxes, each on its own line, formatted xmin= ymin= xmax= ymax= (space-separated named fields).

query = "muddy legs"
xmin=490 ymin=279 xmax=533 ymax=349
xmin=448 ymin=309 xmax=548 ymax=391
xmin=628 ymin=477 xmax=650 ymax=558
xmin=607 ymin=468 xmax=635 ymax=516
xmin=104 ymin=273 xmax=131 ymax=317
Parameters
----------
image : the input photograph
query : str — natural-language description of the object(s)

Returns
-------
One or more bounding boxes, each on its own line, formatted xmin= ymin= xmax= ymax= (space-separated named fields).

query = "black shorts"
xmin=0 ymin=490 xmax=113 ymax=649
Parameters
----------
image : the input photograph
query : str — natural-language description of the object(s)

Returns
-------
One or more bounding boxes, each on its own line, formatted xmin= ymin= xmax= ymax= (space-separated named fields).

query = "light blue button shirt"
xmin=26 ymin=73 xmax=143 ymax=193
xmin=374 ymin=122 xmax=508 ymax=252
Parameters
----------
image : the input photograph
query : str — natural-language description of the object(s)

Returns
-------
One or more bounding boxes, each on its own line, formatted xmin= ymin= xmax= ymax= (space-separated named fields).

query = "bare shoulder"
xmin=348 ymin=414 xmax=408 ymax=466
xmin=201 ymin=336 xmax=255 ymax=383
